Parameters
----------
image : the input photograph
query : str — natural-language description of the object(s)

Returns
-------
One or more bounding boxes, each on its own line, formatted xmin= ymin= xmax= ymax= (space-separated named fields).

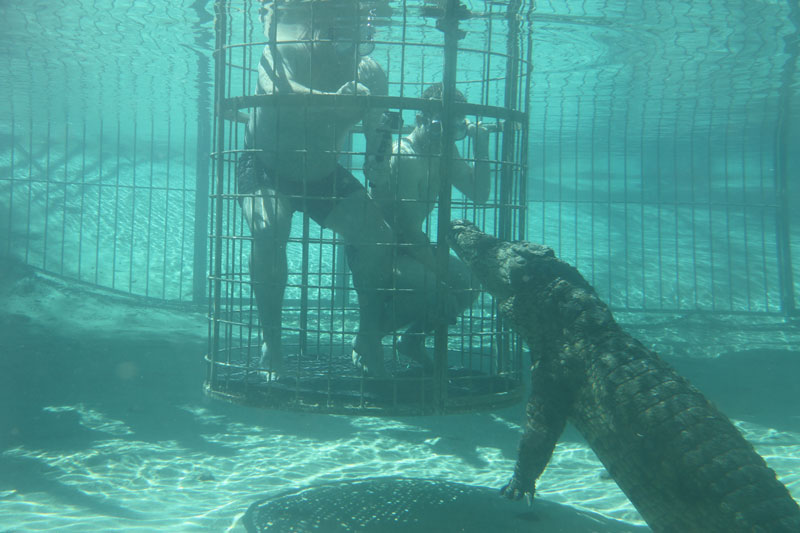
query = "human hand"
xmin=336 ymin=80 xmax=371 ymax=97
xmin=334 ymin=81 xmax=371 ymax=120
xmin=364 ymin=156 xmax=390 ymax=187
xmin=466 ymin=120 xmax=502 ymax=137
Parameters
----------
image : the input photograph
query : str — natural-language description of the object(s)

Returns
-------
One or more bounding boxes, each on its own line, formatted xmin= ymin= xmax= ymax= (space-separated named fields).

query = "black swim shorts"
xmin=236 ymin=151 xmax=364 ymax=226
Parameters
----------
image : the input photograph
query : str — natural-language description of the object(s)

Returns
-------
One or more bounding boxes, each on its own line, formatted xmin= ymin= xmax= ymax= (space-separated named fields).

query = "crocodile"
xmin=447 ymin=219 xmax=800 ymax=532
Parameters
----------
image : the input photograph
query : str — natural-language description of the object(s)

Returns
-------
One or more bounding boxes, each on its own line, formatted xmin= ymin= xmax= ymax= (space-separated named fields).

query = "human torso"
xmin=380 ymin=137 xmax=441 ymax=228
xmin=249 ymin=21 xmax=382 ymax=182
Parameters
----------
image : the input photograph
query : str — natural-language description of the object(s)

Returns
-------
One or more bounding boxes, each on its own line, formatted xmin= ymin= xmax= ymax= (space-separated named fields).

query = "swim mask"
xmin=426 ymin=116 xmax=468 ymax=141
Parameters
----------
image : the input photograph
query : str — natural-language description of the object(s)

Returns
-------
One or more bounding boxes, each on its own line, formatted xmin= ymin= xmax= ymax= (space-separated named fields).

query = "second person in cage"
xmin=360 ymin=83 xmax=496 ymax=370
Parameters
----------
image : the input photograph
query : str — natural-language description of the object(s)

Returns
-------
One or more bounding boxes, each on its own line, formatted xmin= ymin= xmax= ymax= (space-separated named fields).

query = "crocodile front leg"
xmin=502 ymin=364 xmax=571 ymax=501
xmin=450 ymin=219 xmax=800 ymax=532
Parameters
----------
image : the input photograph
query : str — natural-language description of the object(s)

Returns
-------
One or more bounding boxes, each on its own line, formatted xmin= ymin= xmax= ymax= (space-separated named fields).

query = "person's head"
xmin=311 ymin=2 xmax=375 ymax=58
xmin=417 ymin=83 xmax=468 ymax=142
xmin=261 ymin=1 xmax=375 ymax=57
xmin=325 ymin=12 xmax=375 ymax=57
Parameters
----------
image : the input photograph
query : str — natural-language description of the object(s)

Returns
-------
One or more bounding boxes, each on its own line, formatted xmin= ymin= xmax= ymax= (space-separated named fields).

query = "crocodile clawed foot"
xmin=500 ymin=475 xmax=535 ymax=504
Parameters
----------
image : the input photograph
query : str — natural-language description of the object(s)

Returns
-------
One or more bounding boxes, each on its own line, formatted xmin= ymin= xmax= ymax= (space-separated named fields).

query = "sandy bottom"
xmin=1 ymin=260 xmax=798 ymax=532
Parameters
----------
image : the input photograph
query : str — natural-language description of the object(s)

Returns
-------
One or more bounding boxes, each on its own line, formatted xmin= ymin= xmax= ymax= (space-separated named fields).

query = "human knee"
xmin=250 ymin=237 xmax=287 ymax=276
xmin=346 ymin=242 xmax=393 ymax=290
xmin=450 ymin=284 xmax=477 ymax=316
xmin=331 ymin=192 xmax=394 ymax=245
xmin=250 ymin=222 xmax=286 ymax=248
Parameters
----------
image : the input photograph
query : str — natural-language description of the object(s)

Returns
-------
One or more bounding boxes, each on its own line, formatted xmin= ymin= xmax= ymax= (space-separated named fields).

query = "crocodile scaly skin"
xmin=448 ymin=220 xmax=800 ymax=532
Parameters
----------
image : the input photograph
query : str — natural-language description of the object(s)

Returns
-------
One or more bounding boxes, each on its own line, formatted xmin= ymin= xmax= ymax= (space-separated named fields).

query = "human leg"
xmin=443 ymin=253 xmax=478 ymax=319
xmin=240 ymin=182 xmax=293 ymax=373
xmin=324 ymin=189 xmax=396 ymax=376
xmin=393 ymin=252 xmax=477 ymax=368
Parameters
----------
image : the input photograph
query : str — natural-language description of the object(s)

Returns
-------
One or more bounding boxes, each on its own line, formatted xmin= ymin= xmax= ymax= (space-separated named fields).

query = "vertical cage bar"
xmin=673 ymin=105 xmax=680 ymax=309
xmin=78 ymin=121 xmax=87 ymax=280
xmin=741 ymin=112 xmax=752 ymax=312
xmin=6 ymin=111 xmax=14 ymax=257
xmin=495 ymin=0 xmax=523 ymax=375
xmin=573 ymin=92 xmax=580 ymax=271
xmin=589 ymin=92 xmax=597 ymax=288
xmin=519 ymin=3 xmax=533 ymax=244
xmin=499 ymin=0 xmax=522 ymax=242
xmin=606 ymin=94 xmax=612 ymax=304
xmin=209 ymin=0 xmax=228 ymax=383
xmin=146 ymin=119 xmax=155 ymax=297
xmin=180 ymin=118 xmax=188 ymax=300
xmin=223 ymin=33 xmax=236 ymax=391
xmin=638 ymin=91 xmax=646 ymax=309
xmin=724 ymin=113 xmax=733 ymax=311
xmin=193 ymin=1 xmax=214 ymax=304
xmin=163 ymin=116 xmax=172 ymax=300
xmin=706 ymin=107 xmax=716 ymax=311
xmin=656 ymin=94 xmax=664 ymax=309
xmin=433 ymin=0 xmax=462 ymax=412
xmin=774 ymin=0 xmax=798 ymax=316
xmin=759 ymin=97 xmax=772 ymax=312
xmin=94 ymin=119 xmax=103 ymax=285
xmin=43 ymin=119 xmax=51 ymax=271
xmin=236 ymin=0 xmax=250 ymax=366
xmin=300 ymin=215 xmax=311 ymax=358
xmin=690 ymin=99 xmax=699 ymax=309
xmin=622 ymin=101 xmax=630 ymax=309
xmin=130 ymin=121 xmax=138 ymax=293
xmin=557 ymin=91 xmax=563 ymax=257
xmin=514 ymin=1 xmax=533 ymax=377
xmin=60 ymin=118 xmax=69 ymax=276
xmin=224 ymin=2 xmax=236 ymax=391
xmin=112 ymin=119 xmax=121 ymax=289
xmin=25 ymin=115 xmax=33 ymax=265
xmin=655 ymin=96 xmax=664 ymax=309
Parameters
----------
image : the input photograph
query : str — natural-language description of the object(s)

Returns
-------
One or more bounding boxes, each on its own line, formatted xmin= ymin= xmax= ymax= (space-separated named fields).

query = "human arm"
xmin=357 ymin=56 xmax=391 ymax=186
xmin=256 ymin=42 xmax=372 ymax=125
xmin=450 ymin=121 xmax=491 ymax=204
xmin=375 ymin=153 xmax=442 ymax=276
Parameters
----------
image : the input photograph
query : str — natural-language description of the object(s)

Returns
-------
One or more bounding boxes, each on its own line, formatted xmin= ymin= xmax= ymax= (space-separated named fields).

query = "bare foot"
xmin=259 ymin=342 xmax=285 ymax=379
xmin=397 ymin=334 xmax=434 ymax=370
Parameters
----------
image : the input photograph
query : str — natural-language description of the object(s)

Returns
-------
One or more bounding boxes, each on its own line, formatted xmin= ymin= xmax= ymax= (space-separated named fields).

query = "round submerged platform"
xmin=240 ymin=477 xmax=647 ymax=533
xmin=205 ymin=345 xmax=523 ymax=415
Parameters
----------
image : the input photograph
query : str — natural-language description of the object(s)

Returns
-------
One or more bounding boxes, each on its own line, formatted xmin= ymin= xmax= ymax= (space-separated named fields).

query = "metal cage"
xmin=205 ymin=0 xmax=532 ymax=415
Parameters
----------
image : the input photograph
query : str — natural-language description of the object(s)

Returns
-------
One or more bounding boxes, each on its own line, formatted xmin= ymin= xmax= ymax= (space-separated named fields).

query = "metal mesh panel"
xmin=0 ymin=1 xmax=212 ymax=301
xmin=527 ymin=0 xmax=799 ymax=314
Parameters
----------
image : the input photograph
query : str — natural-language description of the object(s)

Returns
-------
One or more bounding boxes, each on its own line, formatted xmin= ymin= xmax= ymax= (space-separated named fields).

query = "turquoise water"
xmin=1 ymin=262 xmax=798 ymax=531
xmin=1 ymin=0 xmax=799 ymax=531
xmin=1 ymin=0 xmax=797 ymax=309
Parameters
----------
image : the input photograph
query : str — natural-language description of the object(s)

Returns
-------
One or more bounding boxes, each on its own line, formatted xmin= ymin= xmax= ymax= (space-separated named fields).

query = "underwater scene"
xmin=1 ymin=0 xmax=799 ymax=531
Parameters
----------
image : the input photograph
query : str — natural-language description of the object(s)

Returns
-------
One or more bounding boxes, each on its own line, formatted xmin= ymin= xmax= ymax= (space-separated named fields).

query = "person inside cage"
xmin=364 ymin=83 xmax=497 ymax=369
xmin=238 ymin=0 xmax=397 ymax=377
